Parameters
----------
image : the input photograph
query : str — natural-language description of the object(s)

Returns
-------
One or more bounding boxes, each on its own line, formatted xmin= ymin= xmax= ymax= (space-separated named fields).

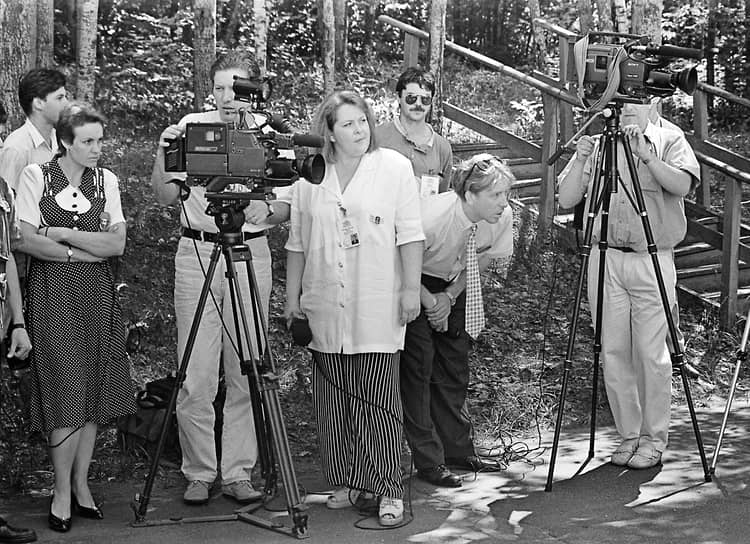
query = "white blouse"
xmin=286 ymin=147 xmax=425 ymax=354
xmin=16 ymin=163 xmax=125 ymax=228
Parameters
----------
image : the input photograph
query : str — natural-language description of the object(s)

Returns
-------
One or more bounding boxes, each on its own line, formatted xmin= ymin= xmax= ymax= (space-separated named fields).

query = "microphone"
xmin=271 ymin=132 xmax=325 ymax=148
xmin=631 ymin=44 xmax=704 ymax=60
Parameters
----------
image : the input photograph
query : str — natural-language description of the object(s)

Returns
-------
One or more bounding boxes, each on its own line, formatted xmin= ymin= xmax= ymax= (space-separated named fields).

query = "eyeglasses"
xmin=403 ymin=94 xmax=432 ymax=106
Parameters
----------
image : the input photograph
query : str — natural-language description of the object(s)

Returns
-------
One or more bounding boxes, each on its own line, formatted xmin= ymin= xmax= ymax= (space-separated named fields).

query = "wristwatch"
xmin=444 ymin=290 xmax=457 ymax=306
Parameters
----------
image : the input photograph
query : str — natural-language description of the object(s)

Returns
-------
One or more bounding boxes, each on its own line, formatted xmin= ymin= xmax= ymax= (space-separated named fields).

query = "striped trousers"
xmin=311 ymin=351 xmax=403 ymax=498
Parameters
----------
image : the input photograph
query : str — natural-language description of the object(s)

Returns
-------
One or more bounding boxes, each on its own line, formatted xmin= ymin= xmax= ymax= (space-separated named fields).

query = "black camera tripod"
xmin=131 ymin=197 xmax=308 ymax=538
xmin=545 ymin=103 xmax=711 ymax=490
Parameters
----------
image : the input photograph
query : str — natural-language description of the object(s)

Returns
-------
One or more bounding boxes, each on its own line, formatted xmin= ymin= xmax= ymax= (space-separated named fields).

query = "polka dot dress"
xmin=27 ymin=159 xmax=136 ymax=433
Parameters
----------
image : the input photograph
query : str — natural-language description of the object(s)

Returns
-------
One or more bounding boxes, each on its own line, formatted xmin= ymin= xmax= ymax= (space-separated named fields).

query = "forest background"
xmin=0 ymin=0 xmax=748 ymax=495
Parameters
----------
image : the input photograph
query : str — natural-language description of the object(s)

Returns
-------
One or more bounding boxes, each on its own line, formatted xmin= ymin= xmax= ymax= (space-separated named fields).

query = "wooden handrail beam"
xmin=697 ymin=81 xmax=750 ymax=109
xmin=377 ymin=15 xmax=581 ymax=107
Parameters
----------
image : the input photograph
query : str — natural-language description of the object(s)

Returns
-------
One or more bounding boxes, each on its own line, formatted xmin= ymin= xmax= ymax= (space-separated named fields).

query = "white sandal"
xmin=326 ymin=488 xmax=361 ymax=510
xmin=378 ymin=496 xmax=404 ymax=527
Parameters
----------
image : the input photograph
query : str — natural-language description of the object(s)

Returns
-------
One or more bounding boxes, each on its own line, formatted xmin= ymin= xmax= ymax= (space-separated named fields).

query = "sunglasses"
xmin=403 ymin=94 xmax=432 ymax=106
xmin=463 ymin=155 xmax=502 ymax=188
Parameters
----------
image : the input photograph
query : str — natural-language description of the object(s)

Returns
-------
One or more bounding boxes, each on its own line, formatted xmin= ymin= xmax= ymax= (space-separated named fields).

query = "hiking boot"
xmin=611 ymin=437 xmax=640 ymax=466
xmin=222 ymin=480 xmax=262 ymax=504
xmin=183 ymin=480 xmax=211 ymax=505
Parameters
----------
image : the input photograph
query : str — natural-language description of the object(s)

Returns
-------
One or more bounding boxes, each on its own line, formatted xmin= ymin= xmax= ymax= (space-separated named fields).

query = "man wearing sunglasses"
xmin=375 ymin=67 xmax=453 ymax=198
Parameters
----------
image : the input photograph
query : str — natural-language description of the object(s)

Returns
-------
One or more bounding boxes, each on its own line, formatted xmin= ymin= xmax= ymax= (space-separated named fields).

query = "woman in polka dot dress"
xmin=15 ymin=103 xmax=135 ymax=532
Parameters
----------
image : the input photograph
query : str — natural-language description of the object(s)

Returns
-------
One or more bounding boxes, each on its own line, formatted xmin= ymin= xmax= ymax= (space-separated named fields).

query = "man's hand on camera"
xmin=8 ymin=327 xmax=31 ymax=360
xmin=158 ymin=124 xmax=184 ymax=148
xmin=622 ymin=124 xmax=652 ymax=161
xmin=574 ymin=135 xmax=595 ymax=162
xmin=243 ymin=201 xmax=272 ymax=225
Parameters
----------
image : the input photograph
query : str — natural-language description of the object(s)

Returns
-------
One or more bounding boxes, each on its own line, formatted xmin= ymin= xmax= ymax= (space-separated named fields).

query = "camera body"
xmin=164 ymin=120 xmax=324 ymax=193
xmin=568 ymin=34 xmax=702 ymax=104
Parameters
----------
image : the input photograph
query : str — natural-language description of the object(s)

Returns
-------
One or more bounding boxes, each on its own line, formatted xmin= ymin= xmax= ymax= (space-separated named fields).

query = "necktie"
xmin=465 ymin=224 xmax=485 ymax=339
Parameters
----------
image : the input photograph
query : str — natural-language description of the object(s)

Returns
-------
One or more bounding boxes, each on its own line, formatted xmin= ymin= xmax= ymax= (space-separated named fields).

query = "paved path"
xmin=3 ymin=402 xmax=749 ymax=543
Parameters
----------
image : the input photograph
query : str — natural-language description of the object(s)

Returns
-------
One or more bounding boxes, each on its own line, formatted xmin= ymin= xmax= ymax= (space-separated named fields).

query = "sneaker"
xmin=627 ymin=443 xmax=662 ymax=469
xmin=222 ymin=480 xmax=263 ymax=504
xmin=326 ymin=488 xmax=361 ymax=510
xmin=378 ymin=496 xmax=404 ymax=527
xmin=610 ymin=437 xmax=640 ymax=466
xmin=183 ymin=480 xmax=211 ymax=505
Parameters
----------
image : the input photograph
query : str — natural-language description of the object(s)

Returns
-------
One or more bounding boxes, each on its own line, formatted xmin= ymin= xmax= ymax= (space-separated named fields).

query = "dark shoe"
xmin=445 ymin=455 xmax=486 ymax=472
xmin=48 ymin=500 xmax=71 ymax=533
xmin=0 ymin=518 xmax=37 ymax=543
xmin=72 ymin=493 xmax=104 ymax=519
xmin=417 ymin=465 xmax=462 ymax=487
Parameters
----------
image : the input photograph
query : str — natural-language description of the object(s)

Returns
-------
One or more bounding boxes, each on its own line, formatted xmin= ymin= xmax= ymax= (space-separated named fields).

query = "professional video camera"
xmin=568 ymin=32 xmax=703 ymax=108
xmin=164 ymin=75 xmax=325 ymax=197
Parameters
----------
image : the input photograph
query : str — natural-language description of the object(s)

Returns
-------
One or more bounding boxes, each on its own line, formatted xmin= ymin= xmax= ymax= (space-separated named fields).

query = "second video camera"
xmin=569 ymin=33 xmax=703 ymax=106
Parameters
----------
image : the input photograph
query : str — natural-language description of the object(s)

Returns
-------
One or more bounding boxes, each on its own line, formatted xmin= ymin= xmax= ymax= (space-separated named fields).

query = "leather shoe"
xmin=48 ymin=500 xmax=71 ymax=533
xmin=0 ymin=517 xmax=37 ymax=543
xmin=445 ymin=455 xmax=486 ymax=472
xmin=72 ymin=493 xmax=104 ymax=519
xmin=417 ymin=465 xmax=462 ymax=487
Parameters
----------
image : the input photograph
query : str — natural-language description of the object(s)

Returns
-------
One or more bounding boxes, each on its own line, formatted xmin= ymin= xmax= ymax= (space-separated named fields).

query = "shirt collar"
xmin=23 ymin=118 xmax=56 ymax=150
xmin=394 ymin=116 xmax=434 ymax=152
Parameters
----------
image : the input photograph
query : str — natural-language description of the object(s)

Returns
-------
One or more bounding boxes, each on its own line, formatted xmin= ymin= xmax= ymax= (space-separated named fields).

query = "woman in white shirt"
xmin=285 ymin=90 xmax=424 ymax=527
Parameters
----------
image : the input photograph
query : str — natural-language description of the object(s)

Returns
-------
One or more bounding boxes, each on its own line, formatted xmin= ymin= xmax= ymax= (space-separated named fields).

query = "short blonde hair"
xmin=311 ymin=90 xmax=378 ymax=163
xmin=452 ymin=153 xmax=515 ymax=200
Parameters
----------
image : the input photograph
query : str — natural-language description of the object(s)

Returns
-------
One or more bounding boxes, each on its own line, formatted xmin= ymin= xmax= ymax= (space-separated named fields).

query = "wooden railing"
xmin=378 ymin=14 xmax=750 ymax=330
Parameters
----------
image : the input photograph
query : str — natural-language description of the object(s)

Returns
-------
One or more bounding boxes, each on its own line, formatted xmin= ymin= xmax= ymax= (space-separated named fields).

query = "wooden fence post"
xmin=693 ymin=89 xmax=711 ymax=207
xmin=539 ymin=93 xmax=559 ymax=234
xmin=404 ymin=33 xmax=419 ymax=69
xmin=720 ymin=177 xmax=741 ymax=330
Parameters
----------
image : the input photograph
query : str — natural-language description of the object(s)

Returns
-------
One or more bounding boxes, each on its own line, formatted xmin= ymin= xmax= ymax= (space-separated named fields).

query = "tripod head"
xmin=205 ymin=190 xmax=271 ymax=242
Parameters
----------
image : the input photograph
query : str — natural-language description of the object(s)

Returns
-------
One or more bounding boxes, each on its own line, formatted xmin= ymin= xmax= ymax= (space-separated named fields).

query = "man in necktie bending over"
xmin=401 ymin=154 xmax=515 ymax=487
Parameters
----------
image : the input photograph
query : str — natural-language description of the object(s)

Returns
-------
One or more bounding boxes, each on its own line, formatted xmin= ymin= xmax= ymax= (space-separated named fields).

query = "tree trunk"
xmin=527 ymin=0 xmax=546 ymax=71
xmin=36 ymin=0 xmax=54 ymax=66
xmin=362 ymin=0 xmax=376 ymax=58
xmin=66 ymin=0 xmax=77 ymax=58
xmin=612 ymin=0 xmax=628 ymax=33
xmin=321 ymin=0 xmax=335 ymax=96
xmin=333 ymin=0 xmax=347 ymax=70
xmin=253 ymin=0 xmax=267 ymax=76
xmin=577 ymin=0 xmax=593 ymax=35
xmin=631 ymin=0 xmax=662 ymax=43
xmin=595 ymin=0 xmax=613 ymax=31
xmin=193 ymin=0 xmax=216 ymax=111
xmin=222 ymin=0 xmax=242 ymax=47
xmin=76 ymin=0 xmax=98 ymax=104
xmin=428 ymin=0 xmax=446 ymax=135
xmin=0 ymin=0 xmax=35 ymax=127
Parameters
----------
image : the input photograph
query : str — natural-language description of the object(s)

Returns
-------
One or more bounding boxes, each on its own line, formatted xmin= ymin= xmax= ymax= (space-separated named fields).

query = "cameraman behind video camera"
xmin=150 ymin=50 xmax=291 ymax=506
xmin=557 ymin=100 xmax=699 ymax=470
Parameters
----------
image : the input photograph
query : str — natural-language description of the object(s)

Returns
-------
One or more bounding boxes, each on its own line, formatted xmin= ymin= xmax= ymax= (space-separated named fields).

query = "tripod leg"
xmin=620 ymin=138 xmax=711 ymax=481
xmin=133 ymin=242 xmax=223 ymax=523
xmin=546 ymin=132 xmax=610 ymax=491
xmin=710 ymin=309 xmax=750 ymax=474
xmin=224 ymin=244 xmax=308 ymax=538
xmin=222 ymin=246 xmax=276 ymax=487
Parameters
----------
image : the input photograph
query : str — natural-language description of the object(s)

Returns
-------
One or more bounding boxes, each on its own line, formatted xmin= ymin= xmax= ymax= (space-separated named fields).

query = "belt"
xmin=610 ymin=246 xmax=635 ymax=253
xmin=181 ymin=227 xmax=266 ymax=243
